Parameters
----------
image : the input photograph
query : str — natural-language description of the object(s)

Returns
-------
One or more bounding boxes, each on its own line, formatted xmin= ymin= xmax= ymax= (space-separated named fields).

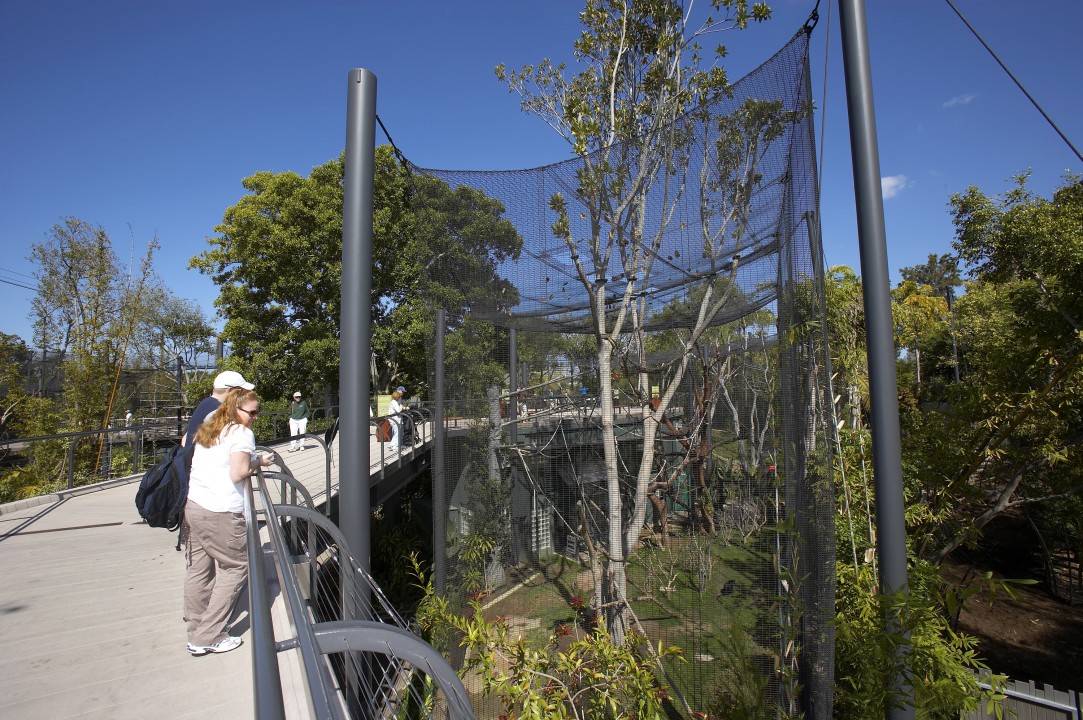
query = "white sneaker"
xmin=188 ymin=636 xmax=243 ymax=656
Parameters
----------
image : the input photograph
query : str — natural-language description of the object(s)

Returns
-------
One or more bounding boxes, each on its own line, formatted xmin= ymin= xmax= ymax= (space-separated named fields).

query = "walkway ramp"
xmin=0 ymin=421 xmax=434 ymax=719
xmin=266 ymin=420 xmax=433 ymax=510
xmin=0 ymin=481 xmax=254 ymax=719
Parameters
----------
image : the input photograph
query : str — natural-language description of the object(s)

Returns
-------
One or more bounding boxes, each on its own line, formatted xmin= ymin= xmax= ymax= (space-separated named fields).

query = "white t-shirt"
xmin=188 ymin=423 xmax=256 ymax=513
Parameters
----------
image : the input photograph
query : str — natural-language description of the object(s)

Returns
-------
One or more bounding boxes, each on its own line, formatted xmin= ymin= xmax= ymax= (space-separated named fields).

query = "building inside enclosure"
xmin=413 ymin=29 xmax=836 ymax=719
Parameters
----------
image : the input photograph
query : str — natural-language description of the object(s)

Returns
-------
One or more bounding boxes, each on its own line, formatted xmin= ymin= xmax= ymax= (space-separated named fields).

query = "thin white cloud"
xmin=942 ymin=93 xmax=977 ymax=109
xmin=881 ymin=175 xmax=909 ymax=199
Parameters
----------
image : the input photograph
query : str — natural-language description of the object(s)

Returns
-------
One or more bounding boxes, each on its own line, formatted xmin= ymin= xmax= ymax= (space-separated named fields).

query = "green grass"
xmin=465 ymin=527 xmax=786 ymax=710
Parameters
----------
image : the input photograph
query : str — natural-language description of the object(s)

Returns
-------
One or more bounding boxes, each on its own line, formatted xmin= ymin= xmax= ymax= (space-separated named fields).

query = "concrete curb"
xmin=0 ymin=474 xmax=140 ymax=517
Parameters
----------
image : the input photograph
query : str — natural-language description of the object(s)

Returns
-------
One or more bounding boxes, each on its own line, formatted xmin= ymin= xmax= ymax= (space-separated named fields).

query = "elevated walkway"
xmin=267 ymin=418 xmax=433 ymax=512
xmin=0 ymin=479 xmax=254 ymax=719
xmin=0 ymin=421 xmax=435 ymax=719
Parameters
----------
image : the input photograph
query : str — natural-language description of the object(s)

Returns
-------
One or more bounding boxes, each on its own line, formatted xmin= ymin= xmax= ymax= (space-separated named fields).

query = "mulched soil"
xmin=942 ymin=512 xmax=1083 ymax=691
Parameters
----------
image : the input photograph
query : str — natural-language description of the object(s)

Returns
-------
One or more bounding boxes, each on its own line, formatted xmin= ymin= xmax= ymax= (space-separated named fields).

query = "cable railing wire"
xmin=247 ymin=464 xmax=475 ymax=719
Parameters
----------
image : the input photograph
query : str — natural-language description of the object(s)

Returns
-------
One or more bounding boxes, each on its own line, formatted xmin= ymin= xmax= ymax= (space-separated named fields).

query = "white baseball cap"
xmin=213 ymin=370 xmax=255 ymax=390
xmin=293 ymin=391 xmax=302 ymax=397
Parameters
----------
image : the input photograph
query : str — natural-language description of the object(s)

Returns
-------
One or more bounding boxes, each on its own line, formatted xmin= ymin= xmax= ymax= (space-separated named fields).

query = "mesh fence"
xmin=412 ymin=28 xmax=834 ymax=719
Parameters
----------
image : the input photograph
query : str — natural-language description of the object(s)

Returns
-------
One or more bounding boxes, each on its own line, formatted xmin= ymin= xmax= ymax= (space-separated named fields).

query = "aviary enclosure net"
xmin=414 ymin=28 xmax=834 ymax=719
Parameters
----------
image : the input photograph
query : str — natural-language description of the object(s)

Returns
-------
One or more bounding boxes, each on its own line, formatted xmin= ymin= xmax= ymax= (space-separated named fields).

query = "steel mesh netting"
xmin=412 ymin=28 xmax=834 ymax=719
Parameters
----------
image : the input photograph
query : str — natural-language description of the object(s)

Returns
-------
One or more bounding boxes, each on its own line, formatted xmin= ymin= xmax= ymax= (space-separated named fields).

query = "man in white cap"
xmin=183 ymin=370 xmax=255 ymax=447
xmin=288 ymin=390 xmax=310 ymax=452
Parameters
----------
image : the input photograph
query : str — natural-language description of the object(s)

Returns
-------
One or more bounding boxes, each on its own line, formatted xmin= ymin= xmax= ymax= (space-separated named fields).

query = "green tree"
xmin=17 ymin=218 xmax=213 ymax=490
xmin=833 ymin=560 xmax=1006 ymax=720
xmin=192 ymin=148 xmax=521 ymax=403
xmin=190 ymin=156 xmax=352 ymax=401
xmin=891 ymin=279 xmax=948 ymax=387
xmin=29 ymin=219 xmax=159 ymax=454
xmin=913 ymin=174 xmax=1083 ymax=561
xmin=899 ymin=252 xmax=961 ymax=299
xmin=497 ymin=0 xmax=775 ymax=642
xmin=824 ymin=266 xmax=868 ymax=429
xmin=0 ymin=333 xmax=32 ymax=435
xmin=414 ymin=557 xmax=683 ymax=720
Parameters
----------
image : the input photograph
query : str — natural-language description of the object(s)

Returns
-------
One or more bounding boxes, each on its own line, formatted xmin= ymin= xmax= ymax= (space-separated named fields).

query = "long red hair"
xmin=194 ymin=389 xmax=259 ymax=448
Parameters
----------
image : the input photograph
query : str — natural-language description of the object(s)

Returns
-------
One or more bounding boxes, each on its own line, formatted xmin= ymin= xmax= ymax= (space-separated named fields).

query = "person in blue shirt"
xmin=183 ymin=370 xmax=255 ymax=447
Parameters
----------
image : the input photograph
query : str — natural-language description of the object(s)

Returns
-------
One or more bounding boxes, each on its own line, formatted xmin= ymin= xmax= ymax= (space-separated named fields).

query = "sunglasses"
xmin=238 ymin=407 xmax=260 ymax=418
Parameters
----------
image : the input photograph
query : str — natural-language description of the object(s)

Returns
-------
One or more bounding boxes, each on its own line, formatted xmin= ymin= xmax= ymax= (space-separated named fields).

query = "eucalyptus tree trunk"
xmin=590 ymin=275 xmax=632 ymax=642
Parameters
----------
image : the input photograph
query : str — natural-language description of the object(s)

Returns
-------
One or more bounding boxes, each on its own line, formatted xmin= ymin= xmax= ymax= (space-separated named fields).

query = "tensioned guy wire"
xmin=814 ymin=0 xmax=832 ymax=196
xmin=375 ymin=114 xmax=412 ymax=170
xmin=944 ymin=0 xmax=1082 ymax=164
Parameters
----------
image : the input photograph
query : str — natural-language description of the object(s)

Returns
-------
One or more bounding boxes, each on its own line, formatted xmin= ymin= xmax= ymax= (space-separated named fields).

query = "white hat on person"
xmin=293 ymin=391 xmax=302 ymax=398
xmin=214 ymin=370 xmax=255 ymax=390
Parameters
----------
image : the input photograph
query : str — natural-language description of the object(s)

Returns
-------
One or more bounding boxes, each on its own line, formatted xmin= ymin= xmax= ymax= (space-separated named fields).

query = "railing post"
xmin=245 ymin=474 xmax=286 ymax=720
xmin=67 ymin=439 xmax=76 ymax=489
xmin=324 ymin=436 xmax=333 ymax=517
xmin=434 ymin=308 xmax=447 ymax=595
xmin=509 ymin=327 xmax=518 ymax=444
xmin=134 ymin=429 xmax=142 ymax=472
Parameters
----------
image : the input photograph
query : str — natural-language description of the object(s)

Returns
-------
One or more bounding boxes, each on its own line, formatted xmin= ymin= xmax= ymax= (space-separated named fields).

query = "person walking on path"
xmin=289 ymin=391 xmax=310 ymax=452
xmin=183 ymin=370 xmax=255 ymax=447
xmin=184 ymin=388 xmax=273 ymax=656
xmin=388 ymin=386 xmax=409 ymax=452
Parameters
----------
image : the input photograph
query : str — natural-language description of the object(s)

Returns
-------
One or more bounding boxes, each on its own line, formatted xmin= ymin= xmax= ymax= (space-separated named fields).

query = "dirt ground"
xmin=942 ymin=512 xmax=1083 ymax=691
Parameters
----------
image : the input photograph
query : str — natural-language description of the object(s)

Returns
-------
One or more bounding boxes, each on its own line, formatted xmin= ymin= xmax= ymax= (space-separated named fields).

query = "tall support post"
xmin=434 ymin=308 xmax=447 ymax=595
xmin=837 ymin=1 xmax=914 ymax=718
xmin=340 ymin=68 xmax=376 ymax=587
xmin=509 ymin=327 xmax=518 ymax=444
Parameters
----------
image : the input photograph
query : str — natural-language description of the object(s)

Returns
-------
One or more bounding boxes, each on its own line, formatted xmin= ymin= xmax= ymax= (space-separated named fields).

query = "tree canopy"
xmin=191 ymin=147 xmax=522 ymax=403
xmin=28 ymin=218 xmax=209 ymax=432
xmin=495 ymin=0 xmax=781 ymax=649
xmin=2 ymin=217 xmax=216 ymax=499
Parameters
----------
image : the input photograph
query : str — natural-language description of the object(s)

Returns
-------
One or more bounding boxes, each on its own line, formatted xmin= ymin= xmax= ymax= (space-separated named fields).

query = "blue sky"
xmin=2 ymin=0 xmax=1080 ymax=347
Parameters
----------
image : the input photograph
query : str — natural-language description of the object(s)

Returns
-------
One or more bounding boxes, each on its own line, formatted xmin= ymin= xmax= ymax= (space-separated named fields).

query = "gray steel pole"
xmin=509 ymin=327 xmax=518 ymax=444
xmin=434 ymin=308 xmax=447 ymax=595
xmin=837 ymin=1 xmax=914 ymax=718
xmin=340 ymin=68 xmax=376 ymax=585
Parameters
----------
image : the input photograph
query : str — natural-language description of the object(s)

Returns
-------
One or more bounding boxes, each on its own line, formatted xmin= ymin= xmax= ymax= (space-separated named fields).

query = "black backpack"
xmin=135 ymin=443 xmax=193 ymax=532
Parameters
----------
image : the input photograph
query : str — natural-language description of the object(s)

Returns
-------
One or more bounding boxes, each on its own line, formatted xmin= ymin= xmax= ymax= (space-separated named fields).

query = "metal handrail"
xmin=246 ymin=466 xmax=475 ymax=719
xmin=255 ymin=491 xmax=349 ymax=718
xmin=0 ymin=421 xmax=177 ymax=448
xmin=244 ymin=473 xmax=287 ymax=720
xmin=0 ymin=421 xmax=179 ymax=489
xmin=311 ymin=622 xmax=474 ymax=720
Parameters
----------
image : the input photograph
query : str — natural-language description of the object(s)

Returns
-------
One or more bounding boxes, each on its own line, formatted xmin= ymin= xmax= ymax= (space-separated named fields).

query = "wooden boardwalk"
xmin=0 ymin=424 xmax=431 ymax=720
